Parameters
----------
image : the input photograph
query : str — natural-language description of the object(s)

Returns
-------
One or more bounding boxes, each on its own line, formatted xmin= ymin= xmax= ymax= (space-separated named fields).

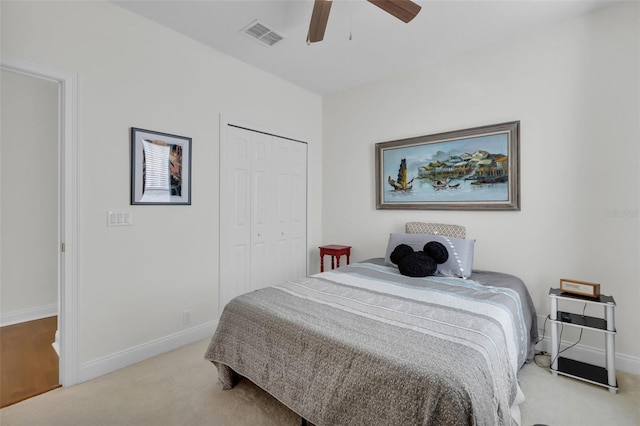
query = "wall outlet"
xmin=182 ymin=309 xmax=192 ymax=325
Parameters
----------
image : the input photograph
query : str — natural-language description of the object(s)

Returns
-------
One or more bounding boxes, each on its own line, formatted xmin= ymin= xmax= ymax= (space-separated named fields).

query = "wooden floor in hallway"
xmin=0 ymin=316 xmax=60 ymax=408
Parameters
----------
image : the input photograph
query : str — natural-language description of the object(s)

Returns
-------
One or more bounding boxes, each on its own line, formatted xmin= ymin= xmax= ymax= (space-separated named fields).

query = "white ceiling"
xmin=113 ymin=0 xmax=617 ymax=95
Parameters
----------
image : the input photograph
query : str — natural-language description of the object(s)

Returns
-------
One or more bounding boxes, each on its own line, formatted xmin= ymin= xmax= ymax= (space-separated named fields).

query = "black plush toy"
xmin=390 ymin=241 xmax=449 ymax=277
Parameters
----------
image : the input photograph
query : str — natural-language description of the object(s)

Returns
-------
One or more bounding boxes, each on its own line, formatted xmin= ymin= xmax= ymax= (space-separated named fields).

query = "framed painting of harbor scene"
xmin=375 ymin=121 xmax=520 ymax=210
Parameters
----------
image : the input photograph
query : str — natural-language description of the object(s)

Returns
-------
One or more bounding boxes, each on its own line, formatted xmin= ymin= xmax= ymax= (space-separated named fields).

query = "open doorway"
xmin=1 ymin=54 xmax=80 ymax=390
xmin=0 ymin=68 xmax=60 ymax=407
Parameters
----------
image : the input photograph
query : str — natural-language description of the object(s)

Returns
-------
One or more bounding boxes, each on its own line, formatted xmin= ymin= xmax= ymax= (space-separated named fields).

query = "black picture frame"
xmin=131 ymin=127 xmax=192 ymax=205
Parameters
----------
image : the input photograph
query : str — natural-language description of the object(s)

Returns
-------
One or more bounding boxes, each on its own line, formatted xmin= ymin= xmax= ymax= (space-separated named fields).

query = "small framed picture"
xmin=130 ymin=127 xmax=192 ymax=205
xmin=559 ymin=278 xmax=601 ymax=298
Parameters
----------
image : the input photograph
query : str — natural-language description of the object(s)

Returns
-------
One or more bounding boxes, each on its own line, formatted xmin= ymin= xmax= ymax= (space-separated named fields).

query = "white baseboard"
xmin=79 ymin=320 xmax=218 ymax=383
xmin=0 ymin=303 xmax=57 ymax=326
xmin=535 ymin=314 xmax=640 ymax=376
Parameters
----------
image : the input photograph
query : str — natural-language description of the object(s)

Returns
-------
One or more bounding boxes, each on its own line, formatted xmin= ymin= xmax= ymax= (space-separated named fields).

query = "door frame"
xmin=1 ymin=53 xmax=80 ymax=386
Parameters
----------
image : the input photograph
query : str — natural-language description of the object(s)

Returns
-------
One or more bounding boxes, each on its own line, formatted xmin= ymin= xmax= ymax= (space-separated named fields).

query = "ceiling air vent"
xmin=241 ymin=20 xmax=285 ymax=47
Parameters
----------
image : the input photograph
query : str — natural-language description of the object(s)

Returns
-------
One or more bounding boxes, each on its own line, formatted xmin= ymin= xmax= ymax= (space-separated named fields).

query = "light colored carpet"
xmin=1 ymin=338 xmax=638 ymax=426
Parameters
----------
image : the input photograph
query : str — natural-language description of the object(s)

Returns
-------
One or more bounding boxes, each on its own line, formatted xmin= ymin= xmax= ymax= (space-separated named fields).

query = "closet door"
xmin=220 ymin=124 xmax=307 ymax=311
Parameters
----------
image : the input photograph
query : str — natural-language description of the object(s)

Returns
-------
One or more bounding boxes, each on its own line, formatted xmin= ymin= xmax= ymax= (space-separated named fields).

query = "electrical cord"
xmin=535 ymin=315 xmax=549 ymax=346
xmin=533 ymin=315 xmax=551 ymax=368
xmin=549 ymin=323 xmax=584 ymax=367
xmin=534 ymin=303 xmax=587 ymax=369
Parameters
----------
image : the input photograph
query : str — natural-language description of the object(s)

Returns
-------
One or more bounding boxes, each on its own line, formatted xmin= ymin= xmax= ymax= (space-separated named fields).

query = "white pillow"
xmin=384 ymin=233 xmax=475 ymax=278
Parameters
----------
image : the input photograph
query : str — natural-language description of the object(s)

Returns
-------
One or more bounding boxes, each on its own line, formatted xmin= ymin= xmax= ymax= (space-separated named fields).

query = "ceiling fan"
xmin=307 ymin=0 xmax=422 ymax=43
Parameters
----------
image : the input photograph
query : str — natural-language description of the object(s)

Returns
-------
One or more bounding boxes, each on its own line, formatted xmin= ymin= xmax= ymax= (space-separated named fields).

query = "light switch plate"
xmin=107 ymin=211 xmax=132 ymax=226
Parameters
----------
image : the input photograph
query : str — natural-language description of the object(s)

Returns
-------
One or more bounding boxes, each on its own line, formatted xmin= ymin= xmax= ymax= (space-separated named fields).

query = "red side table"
xmin=319 ymin=245 xmax=351 ymax=272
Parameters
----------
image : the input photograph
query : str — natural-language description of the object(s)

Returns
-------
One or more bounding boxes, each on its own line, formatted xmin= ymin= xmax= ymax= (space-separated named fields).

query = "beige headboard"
xmin=405 ymin=222 xmax=466 ymax=239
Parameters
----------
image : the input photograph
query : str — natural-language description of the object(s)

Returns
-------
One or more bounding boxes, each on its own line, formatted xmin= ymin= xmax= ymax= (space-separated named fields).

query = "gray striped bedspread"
xmin=205 ymin=260 xmax=538 ymax=426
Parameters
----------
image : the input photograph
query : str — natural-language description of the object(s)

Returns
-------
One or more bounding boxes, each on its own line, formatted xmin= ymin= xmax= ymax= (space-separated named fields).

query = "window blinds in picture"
xmin=141 ymin=139 xmax=171 ymax=202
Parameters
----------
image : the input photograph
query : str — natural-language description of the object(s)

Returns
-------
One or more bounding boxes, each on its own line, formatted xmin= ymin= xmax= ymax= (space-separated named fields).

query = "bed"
xmin=205 ymin=230 xmax=538 ymax=426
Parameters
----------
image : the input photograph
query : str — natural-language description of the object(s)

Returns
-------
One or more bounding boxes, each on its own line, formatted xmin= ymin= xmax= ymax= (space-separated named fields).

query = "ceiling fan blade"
xmin=367 ymin=0 xmax=422 ymax=23
xmin=307 ymin=0 xmax=333 ymax=43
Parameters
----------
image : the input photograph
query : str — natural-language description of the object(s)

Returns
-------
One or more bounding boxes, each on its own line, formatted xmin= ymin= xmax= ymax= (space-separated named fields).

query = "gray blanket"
xmin=205 ymin=261 xmax=538 ymax=426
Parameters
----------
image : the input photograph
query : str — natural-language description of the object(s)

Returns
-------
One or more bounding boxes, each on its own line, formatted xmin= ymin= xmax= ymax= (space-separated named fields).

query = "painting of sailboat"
xmin=375 ymin=121 xmax=520 ymax=210
xmin=388 ymin=158 xmax=414 ymax=191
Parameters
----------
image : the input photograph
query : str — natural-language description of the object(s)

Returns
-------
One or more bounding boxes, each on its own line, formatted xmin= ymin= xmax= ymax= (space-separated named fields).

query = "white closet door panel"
xmin=276 ymin=171 xmax=291 ymax=233
xmin=250 ymin=131 xmax=277 ymax=289
xmin=251 ymin=132 xmax=270 ymax=238
xmin=289 ymin=141 xmax=307 ymax=280
xmin=275 ymin=137 xmax=308 ymax=282
xmin=220 ymin=126 xmax=252 ymax=309
xmin=290 ymin=167 xmax=306 ymax=227
xmin=250 ymin=166 xmax=270 ymax=290
xmin=273 ymin=137 xmax=291 ymax=230
xmin=252 ymin=169 xmax=268 ymax=232
xmin=220 ymin=244 xmax=250 ymax=309
xmin=272 ymin=171 xmax=289 ymax=284
xmin=289 ymin=235 xmax=307 ymax=279
xmin=232 ymin=168 xmax=249 ymax=232
xmin=228 ymin=130 xmax=251 ymax=246
xmin=272 ymin=239 xmax=288 ymax=284
xmin=273 ymin=137 xmax=291 ymax=282
xmin=250 ymin=240 xmax=270 ymax=290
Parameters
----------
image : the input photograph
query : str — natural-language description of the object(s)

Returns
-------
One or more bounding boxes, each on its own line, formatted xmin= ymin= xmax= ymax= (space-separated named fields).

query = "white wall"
xmin=1 ymin=0 xmax=322 ymax=380
xmin=323 ymin=2 xmax=639 ymax=370
xmin=1 ymin=70 xmax=59 ymax=325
